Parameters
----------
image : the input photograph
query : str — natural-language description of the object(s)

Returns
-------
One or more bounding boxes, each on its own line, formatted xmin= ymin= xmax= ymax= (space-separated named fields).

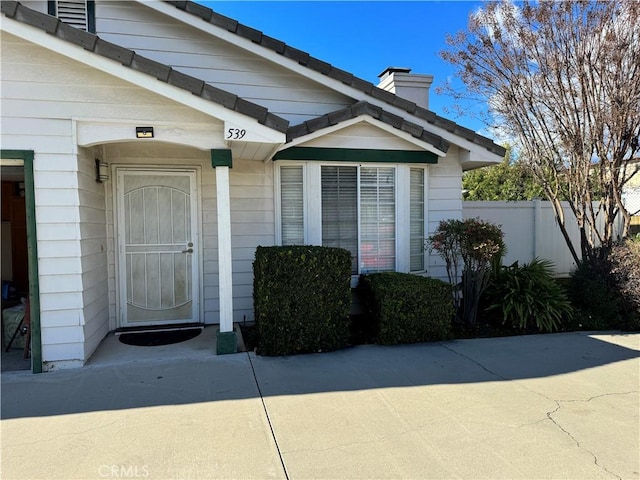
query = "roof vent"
xmin=54 ymin=1 xmax=89 ymax=31
xmin=377 ymin=67 xmax=434 ymax=110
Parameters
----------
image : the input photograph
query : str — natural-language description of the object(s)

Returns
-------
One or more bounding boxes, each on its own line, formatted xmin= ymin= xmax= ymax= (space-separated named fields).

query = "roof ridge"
xmin=167 ymin=0 xmax=505 ymax=156
xmin=0 ymin=1 xmax=289 ymax=133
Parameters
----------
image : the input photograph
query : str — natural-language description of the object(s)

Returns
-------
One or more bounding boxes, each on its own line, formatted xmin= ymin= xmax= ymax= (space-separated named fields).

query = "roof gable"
xmin=0 ymin=0 xmax=289 ymax=139
xmin=286 ymin=101 xmax=449 ymax=155
xmin=163 ymin=0 xmax=505 ymax=158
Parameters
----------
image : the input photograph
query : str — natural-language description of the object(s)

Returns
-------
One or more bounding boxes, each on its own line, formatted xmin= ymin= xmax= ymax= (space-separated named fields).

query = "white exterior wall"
xmin=77 ymin=146 xmax=110 ymax=360
xmin=33 ymin=149 xmax=86 ymax=369
xmin=427 ymin=147 xmax=464 ymax=281
xmin=229 ymin=159 xmax=275 ymax=322
xmin=94 ymin=1 xmax=353 ymax=124
xmin=1 ymin=33 xmax=225 ymax=367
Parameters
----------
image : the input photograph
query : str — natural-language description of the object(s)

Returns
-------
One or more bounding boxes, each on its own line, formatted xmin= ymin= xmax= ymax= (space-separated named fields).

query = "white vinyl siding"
xmin=280 ymin=166 xmax=304 ymax=245
xmin=94 ymin=2 xmax=352 ymax=124
xmin=410 ymin=168 xmax=425 ymax=271
xmin=426 ymin=154 xmax=464 ymax=280
xmin=321 ymin=166 xmax=358 ymax=274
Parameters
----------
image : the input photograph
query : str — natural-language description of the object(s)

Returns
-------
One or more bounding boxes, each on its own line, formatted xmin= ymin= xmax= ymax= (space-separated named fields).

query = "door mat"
xmin=118 ymin=328 xmax=202 ymax=347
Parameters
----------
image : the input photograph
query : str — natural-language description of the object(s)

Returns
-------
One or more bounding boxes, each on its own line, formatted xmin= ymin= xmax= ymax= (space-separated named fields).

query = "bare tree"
xmin=441 ymin=0 xmax=640 ymax=263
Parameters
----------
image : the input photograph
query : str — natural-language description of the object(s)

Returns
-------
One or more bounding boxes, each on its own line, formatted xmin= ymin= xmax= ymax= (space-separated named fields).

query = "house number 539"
xmin=226 ymin=128 xmax=246 ymax=140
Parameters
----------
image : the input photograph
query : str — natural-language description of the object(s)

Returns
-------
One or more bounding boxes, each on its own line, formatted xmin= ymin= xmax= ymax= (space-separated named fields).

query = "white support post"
xmin=216 ymin=165 xmax=234 ymax=333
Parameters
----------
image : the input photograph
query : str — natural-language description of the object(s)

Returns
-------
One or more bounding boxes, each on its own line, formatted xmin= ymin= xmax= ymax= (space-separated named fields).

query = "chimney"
xmin=377 ymin=67 xmax=434 ymax=110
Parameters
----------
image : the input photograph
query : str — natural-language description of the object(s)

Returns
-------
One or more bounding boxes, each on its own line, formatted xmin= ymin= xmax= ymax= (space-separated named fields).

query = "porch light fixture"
xmin=136 ymin=126 xmax=154 ymax=138
xmin=95 ymin=159 xmax=109 ymax=183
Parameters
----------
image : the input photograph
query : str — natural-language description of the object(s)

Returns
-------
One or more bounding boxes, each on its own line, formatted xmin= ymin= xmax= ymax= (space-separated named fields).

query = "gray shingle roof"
xmin=0 ymin=1 xmax=290 ymax=133
xmin=167 ymin=0 xmax=506 ymax=157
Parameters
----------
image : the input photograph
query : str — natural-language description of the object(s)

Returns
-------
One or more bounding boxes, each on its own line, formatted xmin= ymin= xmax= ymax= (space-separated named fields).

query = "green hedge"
xmin=358 ymin=272 xmax=454 ymax=345
xmin=253 ymin=245 xmax=352 ymax=355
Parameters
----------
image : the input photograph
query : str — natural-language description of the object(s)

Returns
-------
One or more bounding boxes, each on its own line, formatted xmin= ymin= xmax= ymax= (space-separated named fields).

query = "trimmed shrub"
xmin=358 ymin=272 xmax=454 ymax=345
xmin=253 ymin=245 xmax=352 ymax=356
xmin=486 ymin=258 xmax=573 ymax=333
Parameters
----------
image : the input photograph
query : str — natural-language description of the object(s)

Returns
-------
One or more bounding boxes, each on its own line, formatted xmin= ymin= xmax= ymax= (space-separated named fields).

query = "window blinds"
xmin=410 ymin=168 xmax=425 ymax=271
xmin=280 ymin=166 xmax=304 ymax=245
xmin=321 ymin=166 xmax=358 ymax=274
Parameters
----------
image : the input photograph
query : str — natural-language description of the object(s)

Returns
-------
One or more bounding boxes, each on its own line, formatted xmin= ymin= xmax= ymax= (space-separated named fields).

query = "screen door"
xmin=117 ymin=169 xmax=199 ymax=327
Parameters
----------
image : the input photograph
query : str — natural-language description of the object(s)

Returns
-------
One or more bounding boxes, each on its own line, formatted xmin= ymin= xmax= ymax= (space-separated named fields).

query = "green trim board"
xmin=86 ymin=1 xmax=96 ymax=34
xmin=211 ymin=149 xmax=233 ymax=168
xmin=1 ymin=150 xmax=34 ymax=161
xmin=273 ymin=147 xmax=438 ymax=164
xmin=1 ymin=150 xmax=41 ymax=374
xmin=216 ymin=330 xmax=237 ymax=355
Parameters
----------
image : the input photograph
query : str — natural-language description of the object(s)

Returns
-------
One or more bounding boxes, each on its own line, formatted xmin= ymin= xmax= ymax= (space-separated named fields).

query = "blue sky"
xmin=203 ymin=1 xmax=488 ymax=133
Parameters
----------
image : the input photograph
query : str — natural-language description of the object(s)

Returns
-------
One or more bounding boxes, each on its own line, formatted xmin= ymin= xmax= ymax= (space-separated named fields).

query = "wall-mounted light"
xmin=95 ymin=159 xmax=109 ymax=183
xmin=136 ymin=126 xmax=154 ymax=139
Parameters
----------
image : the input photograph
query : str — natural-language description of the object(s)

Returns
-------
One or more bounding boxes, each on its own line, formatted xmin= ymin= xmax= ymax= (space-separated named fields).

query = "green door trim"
xmin=1 ymin=149 xmax=41 ymax=373
xmin=273 ymin=146 xmax=438 ymax=164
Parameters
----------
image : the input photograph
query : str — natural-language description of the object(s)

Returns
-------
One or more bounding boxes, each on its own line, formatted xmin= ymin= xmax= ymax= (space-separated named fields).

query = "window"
xmin=279 ymin=166 xmax=304 ymax=245
xmin=48 ymin=1 xmax=96 ymax=33
xmin=320 ymin=166 xmax=395 ymax=275
xmin=410 ymin=168 xmax=425 ymax=271
xmin=278 ymin=161 xmax=426 ymax=276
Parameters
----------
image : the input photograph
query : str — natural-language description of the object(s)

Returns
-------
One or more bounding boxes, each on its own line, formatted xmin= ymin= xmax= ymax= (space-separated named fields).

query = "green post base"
xmin=216 ymin=330 xmax=237 ymax=355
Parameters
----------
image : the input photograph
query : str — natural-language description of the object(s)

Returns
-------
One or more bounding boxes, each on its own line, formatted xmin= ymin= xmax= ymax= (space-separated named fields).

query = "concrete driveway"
xmin=2 ymin=331 xmax=639 ymax=479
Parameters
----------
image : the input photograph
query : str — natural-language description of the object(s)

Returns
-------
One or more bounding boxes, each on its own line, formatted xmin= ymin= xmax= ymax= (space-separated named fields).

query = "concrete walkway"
xmin=2 ymin=331 xmax=639 ymax=479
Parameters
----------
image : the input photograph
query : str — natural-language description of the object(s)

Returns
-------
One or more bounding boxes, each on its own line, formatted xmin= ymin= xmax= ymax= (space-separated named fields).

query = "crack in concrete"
xmin=439 ymin=342 xmax=513 ymax=382
xmin=2 ymin=418 xmax=122 ymax=448
xmin=559 ymin=390 xmax=639 ymax=404
xmin=546 ymin=401 xmax=622 ymax=480
xmin=441 ymin=342 xmax=632 ymax=480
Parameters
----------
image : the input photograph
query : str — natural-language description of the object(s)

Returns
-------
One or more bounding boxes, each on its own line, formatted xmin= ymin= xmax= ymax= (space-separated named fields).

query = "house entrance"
xmin=116 ymin=169 xmax=200 ymax=328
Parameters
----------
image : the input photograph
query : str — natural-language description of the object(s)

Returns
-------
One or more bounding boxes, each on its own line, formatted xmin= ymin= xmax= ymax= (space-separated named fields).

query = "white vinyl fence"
xmin=623 ymin=189 xmax=640 ymax=216
xmin=462 ymin=199 xmax=624 ymax=277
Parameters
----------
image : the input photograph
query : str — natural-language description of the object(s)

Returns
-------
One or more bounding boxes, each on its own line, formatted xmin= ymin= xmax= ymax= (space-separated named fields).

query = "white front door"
xmin=117 ymin=169 xmax=199 ymax=327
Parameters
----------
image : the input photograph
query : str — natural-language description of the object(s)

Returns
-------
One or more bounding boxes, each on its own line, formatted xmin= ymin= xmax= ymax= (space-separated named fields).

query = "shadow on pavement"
xmin=1 ymin=332 xmax=638 ymax=420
